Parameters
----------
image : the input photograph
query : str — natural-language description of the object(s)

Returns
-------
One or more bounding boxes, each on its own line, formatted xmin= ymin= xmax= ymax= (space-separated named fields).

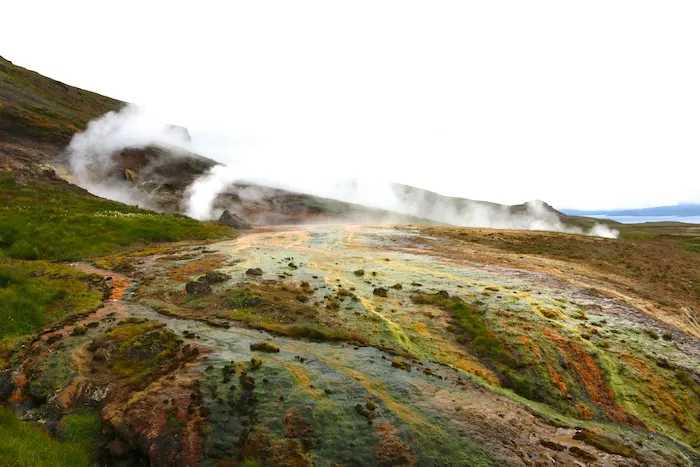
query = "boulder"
xmin=185 ymin=281 xmax=212 ymax=295
xmin=123 ymin=168 xmax=138 ymax=182
xmin=199 ymin=271 xmax=231 ymax=284
xmin=245 ymin=268 xmax=263 ymax=277
xmin=218 ymin=210 xmax=252 ymax=229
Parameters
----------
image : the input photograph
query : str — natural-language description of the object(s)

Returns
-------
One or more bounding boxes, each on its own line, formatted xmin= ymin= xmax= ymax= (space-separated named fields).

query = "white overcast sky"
xmin=2 ymin=1 xmax=699 ymax=210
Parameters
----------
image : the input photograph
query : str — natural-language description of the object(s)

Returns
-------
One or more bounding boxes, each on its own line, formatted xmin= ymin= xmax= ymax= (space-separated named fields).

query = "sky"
xmin=2 ymin=1 xmax=699 ymax=210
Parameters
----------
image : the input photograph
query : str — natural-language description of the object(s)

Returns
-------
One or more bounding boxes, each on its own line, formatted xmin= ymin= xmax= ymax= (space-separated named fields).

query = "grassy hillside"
xmin=0 ymin=56 xmax=122 ymax=145
xmin=0 ymin=174 xmax=234 ymax=261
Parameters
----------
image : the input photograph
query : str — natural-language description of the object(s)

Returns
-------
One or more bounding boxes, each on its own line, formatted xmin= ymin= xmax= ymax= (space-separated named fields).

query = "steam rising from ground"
xmin=64 ymin=107 xmax=619 ymax=238
xmin=64 ymin=105 xmax=192 ymax=206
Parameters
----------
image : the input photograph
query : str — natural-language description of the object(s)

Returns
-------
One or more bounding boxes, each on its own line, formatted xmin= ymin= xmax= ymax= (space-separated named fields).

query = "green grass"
xmin=59 ymin=409 xmax=102 ymax=449
xmin=0 ymin=174 xmax=235 ymax=261
xmin=0 ymin=407 xmax=90 ymax=467
xmin=0 ymin=258 xmax=103 ymax=367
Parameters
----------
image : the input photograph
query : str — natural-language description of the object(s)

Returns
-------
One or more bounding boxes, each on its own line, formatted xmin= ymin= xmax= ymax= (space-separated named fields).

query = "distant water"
xmin=590 ymin=215 xmax=700 ymax=224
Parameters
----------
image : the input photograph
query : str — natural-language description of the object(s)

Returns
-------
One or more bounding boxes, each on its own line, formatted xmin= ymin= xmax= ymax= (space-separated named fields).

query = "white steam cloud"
xmin=63 ymin=107 xmax=619 ymax=238
xmin=64 ymin=105 xmax=193 ymax=207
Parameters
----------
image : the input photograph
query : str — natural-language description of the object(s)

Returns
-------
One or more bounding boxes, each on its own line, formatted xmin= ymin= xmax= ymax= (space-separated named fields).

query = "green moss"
xmin=60 ymin=410 xmax=102 ymax=450
xmin=106 ymin=322 xmax=180 ymax=377
xmin=0 ymin=407 xmax=90 ymax=467
xmin=412 ymin=292 xmax=514 ymax=366
xmin=0 ymin=174 xmax=234 ymax=261
xmin=228 ymin=288 xmax=265 ymax=308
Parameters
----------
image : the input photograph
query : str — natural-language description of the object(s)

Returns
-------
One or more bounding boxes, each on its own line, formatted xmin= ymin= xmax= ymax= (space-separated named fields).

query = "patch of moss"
xmin=412 ymin=292 xmax=514 ymax=366
xmin=105 ymin=322 xmax=180 ymax=377
xmin=250 ymin=342 xmax=280 ymax=353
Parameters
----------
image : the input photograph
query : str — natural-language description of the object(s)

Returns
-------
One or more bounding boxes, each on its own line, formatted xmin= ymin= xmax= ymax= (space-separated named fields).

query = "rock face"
xmin=218 ymin=210 xmax=252 ymax=229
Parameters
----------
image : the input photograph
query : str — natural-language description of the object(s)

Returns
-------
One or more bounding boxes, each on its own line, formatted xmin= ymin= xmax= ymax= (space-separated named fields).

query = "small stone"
xmin=391 ymin=359 xmax=411 ymax=371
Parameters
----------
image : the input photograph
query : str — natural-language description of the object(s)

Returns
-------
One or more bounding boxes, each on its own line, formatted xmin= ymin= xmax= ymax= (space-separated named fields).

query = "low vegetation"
xmin=0 ymin=258 xmax=103 ymax=368
xmin=421 ymin=226 xmax=700 ymax=311
xmin=0 ymin=407 xmax=91 ymax=467
xmin=0 ymin=174 xmax=234 ymax=261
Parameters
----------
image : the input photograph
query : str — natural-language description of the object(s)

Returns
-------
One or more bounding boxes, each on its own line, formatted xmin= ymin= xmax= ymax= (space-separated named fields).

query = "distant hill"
xmin=564 ymin=204 xmax=700 ymax=217
xmin=386 ymin=183 xmax=615 ymax=231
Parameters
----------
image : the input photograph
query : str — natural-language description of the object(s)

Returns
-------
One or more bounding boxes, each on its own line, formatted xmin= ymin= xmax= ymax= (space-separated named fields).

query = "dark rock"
xmin=540 ymin=439 xmax=566 ymax=451
xmin=72 ymin=325 xmax=88 ymax=336
xmin=46 ymin=335 xmax=62 ymax=345
xmin=106 ymin=439 xmax=131 ymax=459
xmin=391 ymin=359 xmax=411 ymax=371
xmin=218 ymin=210 xmax=252 ymax=229
xmin=373 ymin=287 xmax=388 ymax=297
xmin=86 ymin=322 xmax=99 ymax=328
xmin=390 ymin=283 xmax=402 ymax=290
xmin=199 ymin=271 xmax=231 ymax=284
xmin=354 ymin=269 xmax=365 ymax=277
xmin=245 ymin=268 xmax=263 ymax=277
xmin=656 ymin=358 xmax=673 ymax=370
xmin=0 ymin=370 xmax=14 ymax=403
xmin=185 ymin=281 xmax=211 ymax=295
xmin=568 ymin=446 xmax=596 ymax=462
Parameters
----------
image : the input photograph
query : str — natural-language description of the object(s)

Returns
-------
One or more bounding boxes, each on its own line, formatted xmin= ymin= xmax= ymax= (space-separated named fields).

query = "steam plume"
xmin=64 ymin=107 xmax=619 ymax=238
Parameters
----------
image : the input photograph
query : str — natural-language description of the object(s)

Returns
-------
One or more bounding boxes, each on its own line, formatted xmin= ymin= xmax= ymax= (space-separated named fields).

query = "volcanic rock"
xmin=218 ymin=210 xmax=252 ymax=229
xmin=185 ymin=280 xmax=212 ymax=295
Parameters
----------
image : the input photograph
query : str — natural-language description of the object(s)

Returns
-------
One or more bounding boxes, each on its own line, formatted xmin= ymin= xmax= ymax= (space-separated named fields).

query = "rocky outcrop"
xmin=218 ymin=210 xmax=252 ymax=229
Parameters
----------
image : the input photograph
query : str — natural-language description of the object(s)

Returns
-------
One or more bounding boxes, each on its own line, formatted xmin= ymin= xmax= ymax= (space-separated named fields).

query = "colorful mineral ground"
xmin=5 ymin=225 xmax=697 ymax=466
